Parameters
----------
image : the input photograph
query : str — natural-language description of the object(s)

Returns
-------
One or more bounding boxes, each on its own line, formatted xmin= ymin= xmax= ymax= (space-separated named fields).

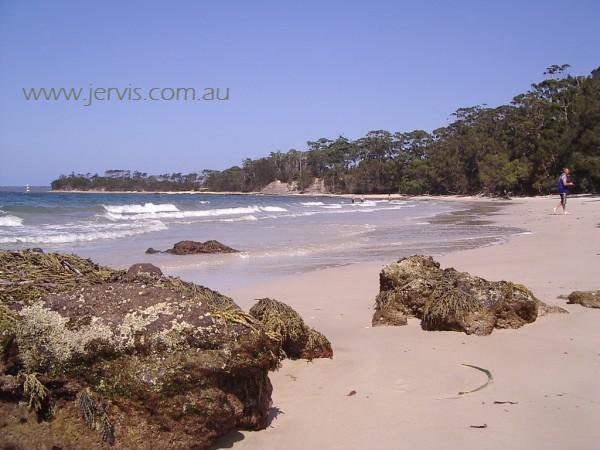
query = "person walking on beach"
xmin=554 ymin=167 xmax=574 ymax=215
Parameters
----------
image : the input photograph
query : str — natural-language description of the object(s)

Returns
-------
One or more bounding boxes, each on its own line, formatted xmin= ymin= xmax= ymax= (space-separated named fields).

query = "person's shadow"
xmin=208 ymin=407 xmax=284 ymax=449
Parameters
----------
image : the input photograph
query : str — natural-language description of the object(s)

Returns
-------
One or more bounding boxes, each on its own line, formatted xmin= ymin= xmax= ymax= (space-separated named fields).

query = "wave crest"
xmin=102 ymin=203 xmax=180 ymax=214
xmin=104 ymin=205 xmax=287 ymax=220
xmin=0 ymin=215 xmax=23 ymax=227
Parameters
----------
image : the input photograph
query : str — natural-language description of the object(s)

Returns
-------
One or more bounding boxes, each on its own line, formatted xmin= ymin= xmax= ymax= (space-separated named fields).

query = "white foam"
xmin=220 ymin=215 xmax=259 ymax=223
xmin=260 ymin=206 xmax=287 ymax=212
xmin=301 ymin=201 xmax=325 ymax=206
xmin=105 ymin=205 xmax=287 ymax=221
xmin=355 ymin=200 xmax=377 ymax=207
xmin=0 ymin=215 xmax=23 ymax=227
xmin=0 ymin=220 xmax=167 ymax=244
xmin=321 ymin=204 xmax=342 ymax=209
xmin=102 ymin=203 xmax=180 ymax=214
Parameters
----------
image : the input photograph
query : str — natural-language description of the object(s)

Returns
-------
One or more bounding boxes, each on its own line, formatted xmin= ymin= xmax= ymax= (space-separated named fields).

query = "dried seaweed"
xmin=212 ymin=307 xmax=260 ymax=331
xmin=249 ymin=298 xmax=306 ymax=344
xmin=0 ymin=303 xmax=19 ymax=345
xmin=149 ymin=274 xmax=239 ymax=314
xmin=22 ymin=372 xmax=49 ymax=415
xmin=79 ymin=388 xmax=115 ymax=445
xmin=422 ymin=283 xmax=480 ymax=328
xmin=0 ymin=250 xmax=121 ymax=307
xmin=303 ymin=328 xmax=332 ymax=360
xmin=458 ymin=364 xmax=493 ymax=395
xmin=250 ymin=298 xmax=332 ymax=360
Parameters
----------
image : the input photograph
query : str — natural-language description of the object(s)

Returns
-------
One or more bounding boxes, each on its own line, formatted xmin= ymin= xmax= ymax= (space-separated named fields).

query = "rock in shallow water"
xmin=372 ymin=255 xmax=564 ymax=335
xmin=146 ymin=240 xmax=239 ymax=255
xmin=0 ymin=250 xmax=279 ymax=449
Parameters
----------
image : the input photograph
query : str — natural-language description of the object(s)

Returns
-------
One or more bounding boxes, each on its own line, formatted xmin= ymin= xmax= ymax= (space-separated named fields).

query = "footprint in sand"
xmin=393 ymin=378 xmax=409 ymax=393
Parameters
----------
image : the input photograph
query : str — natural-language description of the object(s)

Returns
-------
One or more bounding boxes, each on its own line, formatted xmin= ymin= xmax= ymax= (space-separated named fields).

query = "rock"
xmin=372 ymin=255 xmax=559 ymax=335
xmin=538 ymin=302 xmax=569 ymax=316
xmin=567 ymin=290 xmax=600 ymax=308
xmin=146 ymin=240 xmax=239 ymax=255
xmin=0 ymin=250 xmax=279 ymax=449
xmin=125 ymin=263 xmax=163 ymax=279
xmin=249 ymin=298 xmax=333 ymax=360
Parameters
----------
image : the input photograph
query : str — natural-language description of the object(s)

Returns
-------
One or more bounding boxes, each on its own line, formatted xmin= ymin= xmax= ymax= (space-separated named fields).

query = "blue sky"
xmin=0 ymin=0 xmax=599 ymax=185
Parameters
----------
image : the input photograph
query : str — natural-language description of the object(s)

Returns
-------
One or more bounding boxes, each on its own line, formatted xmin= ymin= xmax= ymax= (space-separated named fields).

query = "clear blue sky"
xmin=1 ymin=0 xmax=599 ymax=185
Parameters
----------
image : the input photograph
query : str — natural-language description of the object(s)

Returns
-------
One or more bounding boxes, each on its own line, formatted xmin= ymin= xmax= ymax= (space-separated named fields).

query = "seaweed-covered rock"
xmin=167 ymin=240 xmax=239 ymax=255
xmin=249 ymin=298 xmax=333 ymax=360
xmin=0 ymin=250 xmax=279 ymax=449
xmin=567 ymin=290 xmax=600 ymax=308
xmin=373 ymin=255 xmax=559 ymax=335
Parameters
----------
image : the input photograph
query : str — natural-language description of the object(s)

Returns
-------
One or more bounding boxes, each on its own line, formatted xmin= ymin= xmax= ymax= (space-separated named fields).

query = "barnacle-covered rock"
xmin=372 ymin=255 xmax=562 ymax=335
xmin=0 ymin=250 xmax=280 ymax=449
xmin=249 ymin=298 xmax=333 ymax=360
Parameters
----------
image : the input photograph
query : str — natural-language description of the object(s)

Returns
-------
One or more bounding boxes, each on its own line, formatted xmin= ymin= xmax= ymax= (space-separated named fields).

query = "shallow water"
xmin=0 ymin=189 xmax=521 ymax=290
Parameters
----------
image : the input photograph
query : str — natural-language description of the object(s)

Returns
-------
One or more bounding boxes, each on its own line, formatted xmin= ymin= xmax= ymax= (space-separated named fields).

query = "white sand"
xmin=212 ymin=196 xmax=600 ymax=450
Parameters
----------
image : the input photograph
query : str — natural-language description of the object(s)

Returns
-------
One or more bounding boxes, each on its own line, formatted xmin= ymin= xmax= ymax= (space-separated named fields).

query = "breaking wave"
xmin=301 ymin=201 xmax=325 ymax=206
xmin=0 ymin=214 xmax=23 ymax=227
xmin=104 ymin=205 xmax=287 ymax=221
xmin=102 ymin=203 xmax=180 ymax=214
xmin=0 ymin=220 xmax=167 ymax=244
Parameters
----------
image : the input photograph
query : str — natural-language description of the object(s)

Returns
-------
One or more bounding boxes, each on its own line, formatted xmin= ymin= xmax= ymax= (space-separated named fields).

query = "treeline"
xmin=51 ymin=170 xmax=211 ymax=192
xmin=205 ymin=65 xmax=600 ymax=195
xmin=53 ymin=65 xmax=600 ymax=195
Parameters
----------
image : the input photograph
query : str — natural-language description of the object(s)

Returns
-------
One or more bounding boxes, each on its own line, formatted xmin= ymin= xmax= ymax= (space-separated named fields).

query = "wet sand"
xmin=213 ymin=196 xmax=600 ymax=450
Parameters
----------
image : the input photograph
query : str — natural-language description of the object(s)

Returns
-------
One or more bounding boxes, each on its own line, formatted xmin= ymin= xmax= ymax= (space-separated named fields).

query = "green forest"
xmin=53 ymin=65 xmax=600 ymax=195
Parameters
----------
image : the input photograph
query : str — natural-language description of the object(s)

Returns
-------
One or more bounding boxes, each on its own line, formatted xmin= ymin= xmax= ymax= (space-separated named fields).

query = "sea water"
xmin=0 ymin=188 xmax=521 ymax=290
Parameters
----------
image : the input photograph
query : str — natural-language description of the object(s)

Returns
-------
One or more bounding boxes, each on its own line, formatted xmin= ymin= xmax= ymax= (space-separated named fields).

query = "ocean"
xmin=0 ymin=188 xmax=522 ymax=290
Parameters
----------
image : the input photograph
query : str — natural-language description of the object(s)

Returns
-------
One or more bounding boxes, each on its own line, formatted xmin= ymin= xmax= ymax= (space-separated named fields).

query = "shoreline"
xmin=213 ymin=196 xmax=600 ymax=449
xmin=38 ymin=188 xmax=589 ymax=203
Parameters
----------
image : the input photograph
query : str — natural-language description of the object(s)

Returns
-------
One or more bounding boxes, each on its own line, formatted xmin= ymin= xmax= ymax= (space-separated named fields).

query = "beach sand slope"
xmin=213 ymin=196 xmax=600 ymax=450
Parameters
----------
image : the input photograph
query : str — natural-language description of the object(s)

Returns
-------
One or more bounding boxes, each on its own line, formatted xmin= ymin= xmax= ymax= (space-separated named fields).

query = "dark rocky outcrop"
xmin=372 ymin=255 xmax=564 ymax=335
xmin=0 ymin=250 xmax=279 ymax=449
xmin=146 ymin=240 xmax=239 ymax=255
xmin=567 ymin=290 xmax=600 ymax=308
xmin=249 ymin=298 xmax=333 ymax=360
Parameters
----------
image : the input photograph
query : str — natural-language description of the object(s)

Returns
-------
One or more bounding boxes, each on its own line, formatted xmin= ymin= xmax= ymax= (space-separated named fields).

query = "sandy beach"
xmin=206 ymin=196 xmax=600 ymax=450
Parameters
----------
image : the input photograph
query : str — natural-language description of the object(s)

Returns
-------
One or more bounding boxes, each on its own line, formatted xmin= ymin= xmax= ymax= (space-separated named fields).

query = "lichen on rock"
xmin=0 ymin=250 xmax=282 ymax=449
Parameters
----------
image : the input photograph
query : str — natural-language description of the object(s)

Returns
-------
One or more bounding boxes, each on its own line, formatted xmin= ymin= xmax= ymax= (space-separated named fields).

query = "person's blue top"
xmin=558 ymin=173 xmax=568 ymax=194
